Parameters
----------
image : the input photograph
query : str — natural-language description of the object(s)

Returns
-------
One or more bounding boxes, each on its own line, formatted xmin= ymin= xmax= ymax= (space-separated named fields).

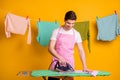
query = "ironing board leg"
xmin=62 ymin=76 xmax=67 ymax=80
xmin=42 ymin=76 xmax=46 ymax=80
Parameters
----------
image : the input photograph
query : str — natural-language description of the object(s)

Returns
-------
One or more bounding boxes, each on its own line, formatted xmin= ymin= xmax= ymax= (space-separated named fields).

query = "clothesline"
xmin=0 ymin=8 xmax=58 ymax=22
xmin=1 ymin=8 xmax=119 ymax=23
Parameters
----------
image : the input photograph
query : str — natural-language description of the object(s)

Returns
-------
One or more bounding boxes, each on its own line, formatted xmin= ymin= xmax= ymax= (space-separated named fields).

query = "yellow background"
xmin=0 ymin=0 xmax=120 ymax=80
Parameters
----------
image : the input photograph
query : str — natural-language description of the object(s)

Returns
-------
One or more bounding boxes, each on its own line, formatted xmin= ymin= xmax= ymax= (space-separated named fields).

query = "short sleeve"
xmin=75 ymin=31 xmax=82 ymax=43
xmin=50 ymin=28 xmax=59 ymax=40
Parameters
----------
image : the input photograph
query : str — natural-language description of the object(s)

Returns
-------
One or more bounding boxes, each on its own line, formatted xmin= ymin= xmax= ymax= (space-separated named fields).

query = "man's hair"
xmin=64 ymin=11 xmax=77 ymax=21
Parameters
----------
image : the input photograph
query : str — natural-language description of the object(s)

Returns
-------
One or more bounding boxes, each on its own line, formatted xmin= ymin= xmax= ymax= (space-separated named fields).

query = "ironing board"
xmin=30 ymin=70 xmax=110 ymax=80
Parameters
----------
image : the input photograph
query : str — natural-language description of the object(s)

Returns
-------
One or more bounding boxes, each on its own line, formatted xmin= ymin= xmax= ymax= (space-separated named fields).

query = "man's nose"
xmin=69 ymin=24 xmax=74 ymax=27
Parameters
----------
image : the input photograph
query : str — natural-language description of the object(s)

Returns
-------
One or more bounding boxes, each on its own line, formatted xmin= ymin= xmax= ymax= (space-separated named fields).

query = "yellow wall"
xmin=0 ymin=0 xmax=120 ymax=80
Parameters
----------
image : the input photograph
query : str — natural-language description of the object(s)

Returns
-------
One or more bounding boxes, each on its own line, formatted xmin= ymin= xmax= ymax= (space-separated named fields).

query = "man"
xmin=48 ymin=11 xmax=91 ymax=80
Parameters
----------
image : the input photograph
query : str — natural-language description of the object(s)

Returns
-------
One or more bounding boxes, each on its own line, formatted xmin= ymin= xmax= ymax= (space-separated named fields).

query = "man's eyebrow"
xmin=66 ymin=22 xmax=74 ymax=24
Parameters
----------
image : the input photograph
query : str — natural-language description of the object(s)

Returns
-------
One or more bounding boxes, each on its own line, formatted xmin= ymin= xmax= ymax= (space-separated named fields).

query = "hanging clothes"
xmin=74 ymin=21 xmax=90 ymax=52
xmin=4 ymin=13 xmax=31 ymax=44
xmin=96 ymin=14 xmax=119 ymax=41
xmin=36 ymin=21 xmax=59 ymax=46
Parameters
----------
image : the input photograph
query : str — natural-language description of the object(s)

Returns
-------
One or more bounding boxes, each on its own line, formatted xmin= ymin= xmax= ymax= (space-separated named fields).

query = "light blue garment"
xmin=36 ymin=21 xmax=59 ymax=46
xmin=96 ymin=14 xmax=119 ymax=41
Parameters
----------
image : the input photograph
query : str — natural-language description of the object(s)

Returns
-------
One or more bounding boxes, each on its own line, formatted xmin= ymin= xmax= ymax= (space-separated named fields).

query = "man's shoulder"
xmin=73 ymin=28 xmax=79 ymax=34
xmin=52 ymin=27 xmax=61 ymax=33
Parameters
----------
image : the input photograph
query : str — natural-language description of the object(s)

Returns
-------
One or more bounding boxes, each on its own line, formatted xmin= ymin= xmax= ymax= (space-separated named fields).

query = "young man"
xmin=48 ymin=11 xmax=91 ymax=80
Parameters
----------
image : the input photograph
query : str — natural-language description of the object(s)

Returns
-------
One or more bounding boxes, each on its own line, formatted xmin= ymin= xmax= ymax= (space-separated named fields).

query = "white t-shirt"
xmin=50 ymin=27 xmax=82 ymax=43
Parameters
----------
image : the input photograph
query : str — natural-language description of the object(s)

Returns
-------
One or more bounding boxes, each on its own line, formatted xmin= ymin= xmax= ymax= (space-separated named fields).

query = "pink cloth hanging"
xmin=4 ymin=13 xmax=31 ymax=44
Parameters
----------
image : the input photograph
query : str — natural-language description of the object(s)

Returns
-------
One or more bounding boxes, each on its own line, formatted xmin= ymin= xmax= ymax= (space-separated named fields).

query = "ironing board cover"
xmin=30 ymin=70 xmax=110 ymax=77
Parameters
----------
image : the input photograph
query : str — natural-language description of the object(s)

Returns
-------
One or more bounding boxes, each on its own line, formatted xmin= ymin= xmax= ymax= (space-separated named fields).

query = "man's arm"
xmin=48 ymin=40 xmax=66 ymax=64
xmin=76 ymin=42 xmax=91 ymax=72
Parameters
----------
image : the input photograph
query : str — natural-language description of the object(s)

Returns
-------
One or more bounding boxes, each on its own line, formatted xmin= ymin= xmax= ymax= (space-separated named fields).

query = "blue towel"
xmin=96 ymin=14 xmax=119 ymax=41
xmin=36 ymin=21 xmax=59 ymax=46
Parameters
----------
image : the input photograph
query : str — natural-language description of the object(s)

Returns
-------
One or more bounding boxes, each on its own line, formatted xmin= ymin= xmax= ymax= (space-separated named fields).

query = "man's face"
xmin=64 ymin=19 xmax=75 ymax=30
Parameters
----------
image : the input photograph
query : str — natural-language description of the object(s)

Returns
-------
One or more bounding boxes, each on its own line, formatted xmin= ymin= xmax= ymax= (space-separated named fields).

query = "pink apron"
xmin=49 ymin=28 xmax=75 ymax=70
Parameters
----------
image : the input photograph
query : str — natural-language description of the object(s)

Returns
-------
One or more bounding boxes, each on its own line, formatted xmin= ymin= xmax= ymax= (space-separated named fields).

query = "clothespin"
xmin=114 ymin=10 xmax=117 ymax=14
xmin=26 ymin=16 xmax=28 ymax=20
xmin=55 ymin=20 xmax=57 ymax=24
xmin=96 ymin=16 xmax=98 ymax=20
xmin=38 ymin=18 xmax=40 ymax=22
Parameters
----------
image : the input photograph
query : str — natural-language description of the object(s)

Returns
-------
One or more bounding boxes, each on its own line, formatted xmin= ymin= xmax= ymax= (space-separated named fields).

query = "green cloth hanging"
xmin=36 ymin=21 xmax=59 ymax=46
xmin=74 ymin=21 xmax=90 ymax=52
